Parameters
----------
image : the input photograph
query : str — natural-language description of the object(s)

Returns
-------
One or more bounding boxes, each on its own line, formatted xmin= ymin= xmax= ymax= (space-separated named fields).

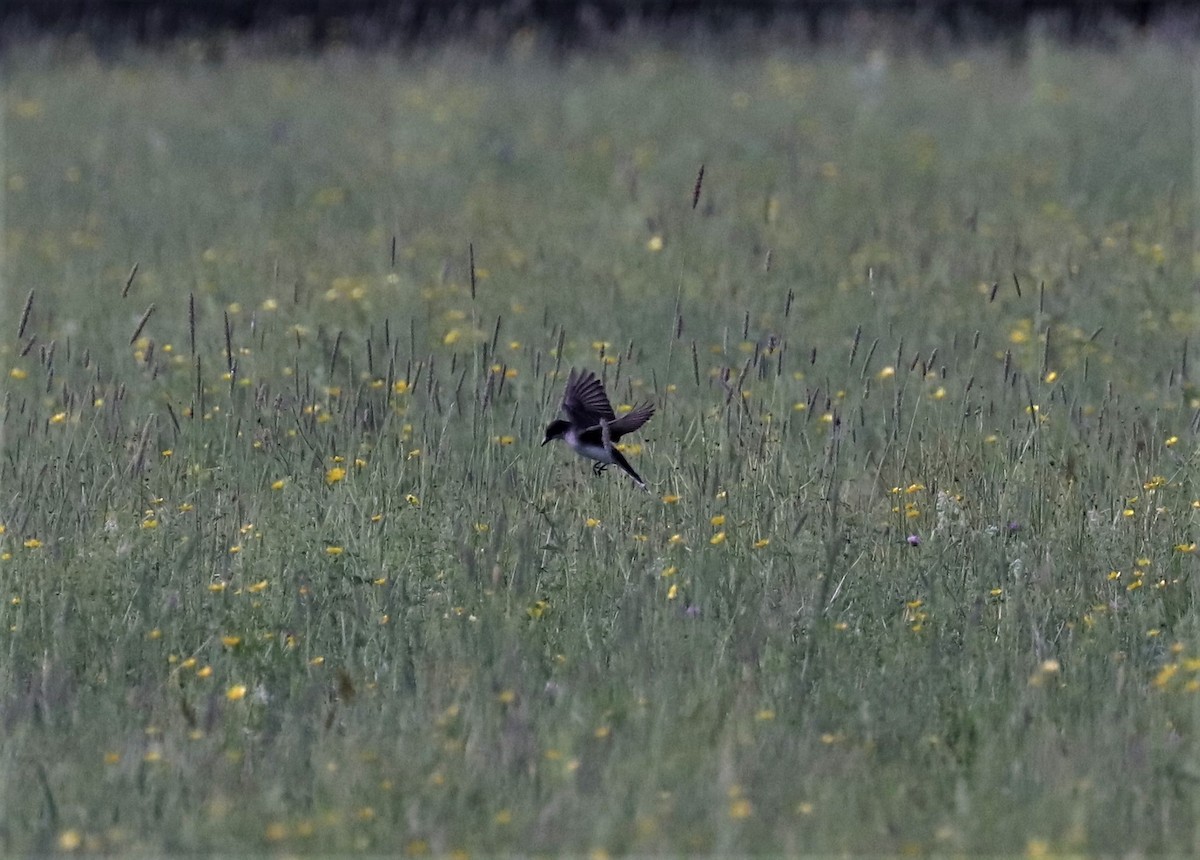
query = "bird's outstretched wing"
xmin=606 ymin=402 xmax=655 ymax=438
xmin=562 ymin=368 xmax=615 ymax=426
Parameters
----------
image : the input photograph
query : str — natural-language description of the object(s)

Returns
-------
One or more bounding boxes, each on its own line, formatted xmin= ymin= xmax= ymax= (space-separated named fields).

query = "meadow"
xmin=1 ymin=23 xmax=1199 ymax=854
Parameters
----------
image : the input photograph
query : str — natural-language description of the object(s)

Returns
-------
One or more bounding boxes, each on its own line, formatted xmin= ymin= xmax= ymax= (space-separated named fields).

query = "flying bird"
xmin=542 ymin=368 xmax=655 ymax=490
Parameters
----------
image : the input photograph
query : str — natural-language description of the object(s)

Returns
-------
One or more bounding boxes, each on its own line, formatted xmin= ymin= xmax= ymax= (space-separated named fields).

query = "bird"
xmin=542 ymin=368 xmax=655 ymax=490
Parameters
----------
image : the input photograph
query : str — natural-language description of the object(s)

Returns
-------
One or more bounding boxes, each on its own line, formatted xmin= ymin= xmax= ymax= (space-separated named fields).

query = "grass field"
xmin=2 ymin=24 xmax=1199 ymax=854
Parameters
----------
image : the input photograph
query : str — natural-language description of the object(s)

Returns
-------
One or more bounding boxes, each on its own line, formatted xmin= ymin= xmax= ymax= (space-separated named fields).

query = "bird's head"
xmin=542 ymin=419 xmax=570 ymax=445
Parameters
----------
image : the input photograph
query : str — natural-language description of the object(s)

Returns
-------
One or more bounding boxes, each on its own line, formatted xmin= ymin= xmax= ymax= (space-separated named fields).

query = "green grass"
xmin=1 ymin=26 xmax=1199 ymax=854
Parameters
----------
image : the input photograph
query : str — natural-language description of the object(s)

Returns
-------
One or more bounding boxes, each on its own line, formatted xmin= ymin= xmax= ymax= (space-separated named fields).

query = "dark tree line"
xmin=0 ymin=0 xmax=1179 ymax=45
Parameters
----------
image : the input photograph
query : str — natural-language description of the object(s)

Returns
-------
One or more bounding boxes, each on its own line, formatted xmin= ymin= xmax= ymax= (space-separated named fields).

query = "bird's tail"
xmin=610 ymin=446 xmax=647 ymax=491
xmin=601 ymin=418 xmax=648 ymax=490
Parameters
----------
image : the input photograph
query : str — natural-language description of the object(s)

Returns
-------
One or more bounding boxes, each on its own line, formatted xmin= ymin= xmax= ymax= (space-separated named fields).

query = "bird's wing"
xmin=574 ymin=424 xmax=605 ymax=447
xmin=606 ymin=402 xmax=655 ymax=438
xmin=562 ymin=368 xmax=615 ymax=426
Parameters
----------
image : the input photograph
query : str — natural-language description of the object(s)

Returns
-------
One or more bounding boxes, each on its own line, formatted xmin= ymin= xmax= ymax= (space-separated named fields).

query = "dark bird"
xmin=542 ymin=368 xmax=655 ymax=490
